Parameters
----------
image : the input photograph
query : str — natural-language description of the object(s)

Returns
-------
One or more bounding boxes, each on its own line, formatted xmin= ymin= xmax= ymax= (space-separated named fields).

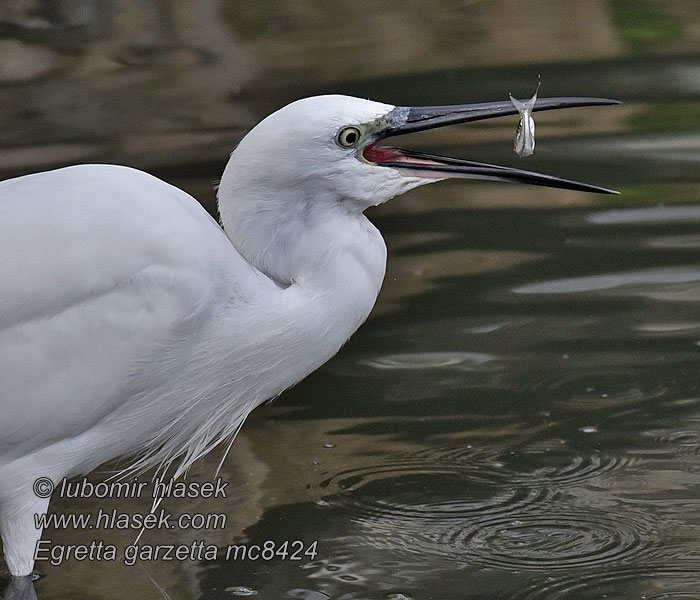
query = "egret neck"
xmin=218 ymin=151 xmax=387 ymax=364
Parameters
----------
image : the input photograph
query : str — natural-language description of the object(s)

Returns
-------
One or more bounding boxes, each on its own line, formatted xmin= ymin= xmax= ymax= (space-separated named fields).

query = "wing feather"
xmin=0 ymin=165 xmax=244 ymax=462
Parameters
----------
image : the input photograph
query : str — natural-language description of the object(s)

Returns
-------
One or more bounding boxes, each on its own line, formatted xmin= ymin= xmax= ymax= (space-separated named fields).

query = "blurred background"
xmin=1 ymin=1 xmax=700 ymax=599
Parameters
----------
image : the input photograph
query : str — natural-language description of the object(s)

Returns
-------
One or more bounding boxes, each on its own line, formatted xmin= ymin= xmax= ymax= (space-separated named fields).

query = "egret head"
xmin=221 ymin=94 xmax=618 ymax=216
xmin=217 ymin=94 xmax=618 ymax=284
xmin=221 ymin=95 xmax=428 ymax=213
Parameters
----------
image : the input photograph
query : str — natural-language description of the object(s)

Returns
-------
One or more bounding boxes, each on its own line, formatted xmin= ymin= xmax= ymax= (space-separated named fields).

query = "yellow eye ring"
xmin=337 ymin=126 xmax=361 ymax=148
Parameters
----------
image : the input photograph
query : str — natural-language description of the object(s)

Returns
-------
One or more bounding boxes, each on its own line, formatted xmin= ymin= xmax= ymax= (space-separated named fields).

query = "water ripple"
xmin=648 ymin=234 xmax=700 ymax=249
xmin=504 ymin=453 xmax=638 ymax=487
xmin=314 ymin=443 xmax=651 ymax=577
xmin=507 ymin=369 xmax=667 ymax=410
xmin=344 ymin=492 xmax=661 ymax=577
xmin=588 ymin=205 xmax=700 ymax=225
xmin=318 ymin=446 xmax=632 ymax=500
xmin=647 ymin=429 xmax=700 ymax=455
xmin=512 ymin=266 xmax=700 ymax=295
xmin=516 ymin=565 xmax=700 ymax=600
xmin=358 ymin=351 xmax=496 ymax=371
xmin=451 ymin=507 xmax=657 ymax=571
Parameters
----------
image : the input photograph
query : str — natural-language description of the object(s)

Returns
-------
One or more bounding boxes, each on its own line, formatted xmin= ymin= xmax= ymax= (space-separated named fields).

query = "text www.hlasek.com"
xmin=35 ymin=508 xmax=226 ymax=531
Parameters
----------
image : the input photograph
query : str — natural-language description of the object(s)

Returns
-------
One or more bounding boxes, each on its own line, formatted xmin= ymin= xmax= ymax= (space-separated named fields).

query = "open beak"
xmin=363 ymin=97 xmax=621 ymax=194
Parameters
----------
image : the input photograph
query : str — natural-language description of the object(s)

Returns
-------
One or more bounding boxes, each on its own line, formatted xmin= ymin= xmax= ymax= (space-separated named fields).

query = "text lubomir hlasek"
xmin=57 ymin=477 xmax=229 ymax=499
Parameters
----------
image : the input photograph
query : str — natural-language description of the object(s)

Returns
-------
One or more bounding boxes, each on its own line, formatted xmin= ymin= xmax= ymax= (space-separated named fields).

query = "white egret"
xmin=0 ymin=94 xmax=618 ymax=584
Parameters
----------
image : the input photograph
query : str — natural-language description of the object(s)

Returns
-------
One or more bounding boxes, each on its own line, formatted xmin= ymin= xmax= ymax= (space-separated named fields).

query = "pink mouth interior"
xmin=362 ymin=143 xmax=406 ymax=164
xmin=362 ymin=142 xmax=447 ymax=168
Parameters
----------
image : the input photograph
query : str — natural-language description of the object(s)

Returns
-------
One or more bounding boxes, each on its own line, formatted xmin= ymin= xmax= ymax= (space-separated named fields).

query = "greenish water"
xmin=1 ymin=1 xmax=700 ymax=599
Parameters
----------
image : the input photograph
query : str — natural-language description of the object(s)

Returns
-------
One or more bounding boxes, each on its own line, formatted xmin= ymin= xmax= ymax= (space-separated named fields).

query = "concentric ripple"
xmin=319 ymin=445 xmax=634 ymax=499
xmin=647 ymin=429 xmax=700 ymax=455
xmin=328 ymin=471 xmax=555 ymax=523
xmin=313 ymin=438 xmax=659 ymax=576
xmin=341 ymin=485 xmax=659 ymax=574
xmin=447 ymin=507 xmax=658 ymax=571
xmin=507 ymin=369 xmax=667 ymax=410
xmin=502 ymin=452 xmax=638 ymax=487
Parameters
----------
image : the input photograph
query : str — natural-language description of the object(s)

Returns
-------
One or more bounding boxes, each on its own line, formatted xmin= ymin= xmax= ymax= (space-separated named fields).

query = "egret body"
xmin=0 ymin=94 xmax=618 ymax=579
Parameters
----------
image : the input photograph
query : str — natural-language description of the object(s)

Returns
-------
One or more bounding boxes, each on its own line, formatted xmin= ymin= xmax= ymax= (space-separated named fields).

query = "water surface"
xmin=1 ymin=2 xmax=699 ymax=599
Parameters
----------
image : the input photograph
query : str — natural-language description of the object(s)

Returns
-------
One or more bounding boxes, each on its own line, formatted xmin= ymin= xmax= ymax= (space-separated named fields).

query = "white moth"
xmin=509 ymin=79 xmax=541 ymax=157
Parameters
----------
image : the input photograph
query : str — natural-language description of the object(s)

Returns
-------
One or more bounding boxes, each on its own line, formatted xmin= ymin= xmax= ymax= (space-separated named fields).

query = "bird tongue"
xmin=363 ymin=143 xmax=444 ymax=166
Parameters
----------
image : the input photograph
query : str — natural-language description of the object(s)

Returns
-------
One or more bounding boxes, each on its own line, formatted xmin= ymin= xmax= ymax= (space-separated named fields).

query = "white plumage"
xmin=0 ymin=96 xmax=414 ymax=577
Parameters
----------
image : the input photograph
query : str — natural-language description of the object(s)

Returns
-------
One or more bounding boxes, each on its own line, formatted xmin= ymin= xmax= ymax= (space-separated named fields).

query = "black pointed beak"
xmin=364 ymin=97 xmax=621 ymax=194
xmin=390 ymin=97 xmax=621 ymax=134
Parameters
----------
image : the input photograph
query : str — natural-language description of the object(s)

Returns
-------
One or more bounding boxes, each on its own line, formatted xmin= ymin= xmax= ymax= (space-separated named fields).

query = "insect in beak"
xmin=510 ymin=78 xmax=541 ymax=158
xmin=363 ymin=95 xmax=621 ymax=194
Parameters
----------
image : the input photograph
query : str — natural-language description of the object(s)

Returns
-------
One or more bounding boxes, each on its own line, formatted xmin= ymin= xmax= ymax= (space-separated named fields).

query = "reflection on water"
xmin=359 ymin=351 xmax=496 ymax=371
xmin=1 ymin=1 xmax=700 ymax=599
xmin=589 ymin=204 xmax=700 ymax=224
xmin=513 ymin=265 xmax=700 ymax=294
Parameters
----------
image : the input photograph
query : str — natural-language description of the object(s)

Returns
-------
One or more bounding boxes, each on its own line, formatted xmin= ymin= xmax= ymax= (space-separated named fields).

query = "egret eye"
xmin=337 ymin=126 xmax=361 ymax=148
